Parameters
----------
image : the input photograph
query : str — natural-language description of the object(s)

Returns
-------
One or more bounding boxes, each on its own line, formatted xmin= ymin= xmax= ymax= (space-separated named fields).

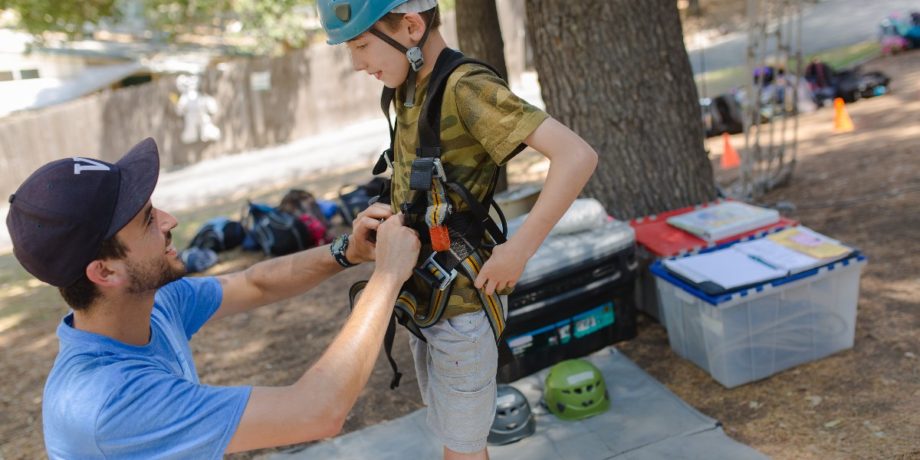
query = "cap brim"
xmin=106 ymin=138 xmax=160 ymax=238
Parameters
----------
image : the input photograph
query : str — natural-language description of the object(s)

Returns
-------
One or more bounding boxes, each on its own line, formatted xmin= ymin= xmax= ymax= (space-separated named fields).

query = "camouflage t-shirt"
xmin=390 ymin=62 xmax=549 ymax=319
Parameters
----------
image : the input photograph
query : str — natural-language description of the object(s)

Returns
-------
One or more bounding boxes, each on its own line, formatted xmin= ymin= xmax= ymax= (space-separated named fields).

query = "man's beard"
xmin=125 ymin=254 xmax=186 ymax=295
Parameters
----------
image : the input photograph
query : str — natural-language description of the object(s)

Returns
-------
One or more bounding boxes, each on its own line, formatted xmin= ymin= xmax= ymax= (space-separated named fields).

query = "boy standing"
xmin=318 ymin=1 xmax=598 ymax=458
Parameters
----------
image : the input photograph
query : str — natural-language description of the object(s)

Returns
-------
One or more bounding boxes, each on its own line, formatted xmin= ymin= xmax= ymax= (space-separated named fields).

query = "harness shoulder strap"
xmin=418 ymin=49 xmax=502 ymax=158
xmin=375 ymin=48 xmax=503 ymax=172
xmin=374 ymin=87 xmax=398 ymax=175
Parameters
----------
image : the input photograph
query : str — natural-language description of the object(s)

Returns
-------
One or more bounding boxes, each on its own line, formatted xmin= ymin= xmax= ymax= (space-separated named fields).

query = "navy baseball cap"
xmin=6 ymin=138 xmax=160 ymax=287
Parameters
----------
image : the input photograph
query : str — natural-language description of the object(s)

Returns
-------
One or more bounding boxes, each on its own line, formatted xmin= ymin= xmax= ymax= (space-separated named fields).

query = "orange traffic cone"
xmin=833 ymin=97 xmax=854 ymax=133
xmin=720 ymin=132 xmax=741 ymax=169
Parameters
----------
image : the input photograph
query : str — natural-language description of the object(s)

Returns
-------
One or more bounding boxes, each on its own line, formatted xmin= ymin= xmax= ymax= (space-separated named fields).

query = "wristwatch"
xmin=330 ymin=233 xmax=356 ymax=268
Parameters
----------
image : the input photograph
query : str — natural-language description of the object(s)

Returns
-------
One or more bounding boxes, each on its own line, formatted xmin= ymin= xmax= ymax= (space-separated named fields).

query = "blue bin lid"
xmin=650 ymin=244 xmax=866 ymax=306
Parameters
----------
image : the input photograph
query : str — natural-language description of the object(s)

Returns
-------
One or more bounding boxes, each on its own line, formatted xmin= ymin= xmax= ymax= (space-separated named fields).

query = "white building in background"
xmin=0 ymin=0 xmax=218 ymax=118
xmin=0 ymin=27 xmax=150 ymax=117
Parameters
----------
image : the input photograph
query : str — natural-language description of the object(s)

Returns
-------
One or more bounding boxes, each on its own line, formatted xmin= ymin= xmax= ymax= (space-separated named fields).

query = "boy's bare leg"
xmin=445 ymin=447 xmax=488 ymax=460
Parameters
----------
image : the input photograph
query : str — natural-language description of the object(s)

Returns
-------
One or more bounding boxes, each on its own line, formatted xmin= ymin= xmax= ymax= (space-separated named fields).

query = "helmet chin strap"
xmin=369 ymin=11 xmax=436 ymax=107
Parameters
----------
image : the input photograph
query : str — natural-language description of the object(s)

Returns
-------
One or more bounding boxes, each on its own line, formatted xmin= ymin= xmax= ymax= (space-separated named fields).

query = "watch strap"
xmin=331 ymin=234 xmax=356 ymax=268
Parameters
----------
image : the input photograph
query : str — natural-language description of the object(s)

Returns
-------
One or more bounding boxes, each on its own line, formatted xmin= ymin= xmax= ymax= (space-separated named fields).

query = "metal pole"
xmin=741 ymin=0 xmax=760 ymax=199
xmin=791 ymin=0 xmax=802 ymax=169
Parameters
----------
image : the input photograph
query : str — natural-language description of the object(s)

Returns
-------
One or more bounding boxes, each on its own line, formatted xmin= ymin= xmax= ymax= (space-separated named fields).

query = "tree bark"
xmin=455 ymin=0 xmax=509 ymax=79
xmin=455 ymin=0 xmax=511 ymax=191
xmin=525 ymin=0 xmax=716 ymax=219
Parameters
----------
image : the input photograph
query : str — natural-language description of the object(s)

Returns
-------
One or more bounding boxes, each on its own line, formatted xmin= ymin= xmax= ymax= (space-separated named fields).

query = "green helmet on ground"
xmin=544 ymin=359 xmax=610 ymax=421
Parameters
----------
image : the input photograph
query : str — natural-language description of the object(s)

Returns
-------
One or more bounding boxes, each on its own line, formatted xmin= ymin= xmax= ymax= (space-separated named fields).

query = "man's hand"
xmin=474 ymin=240 xmax=530 ymax=296
xmin=347 ymin=203 xmax=394 ymax=264
xmin=373 ymin=214 xmax=420 ymax=282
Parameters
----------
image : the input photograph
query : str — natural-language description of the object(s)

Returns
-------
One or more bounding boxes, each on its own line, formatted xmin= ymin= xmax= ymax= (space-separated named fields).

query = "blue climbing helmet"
xmin=318 ymin=0 xmax=438 ymax=107
xmin=317 ymin=0 xmax=437 ymax=44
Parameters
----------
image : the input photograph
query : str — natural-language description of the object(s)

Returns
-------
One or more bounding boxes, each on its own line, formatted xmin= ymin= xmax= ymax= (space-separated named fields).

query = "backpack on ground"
xmin=242 ymin=202 xmax=314 ymax=257
xmin=279 ymin=188 xmax=333 ymax=245
xmin=338 ymin=176 xmax=389 ymax=224
xmin=180 ymin=217 xmax=245 ymax=273
xmin=187 ymin=217 xmax=245 ymax=253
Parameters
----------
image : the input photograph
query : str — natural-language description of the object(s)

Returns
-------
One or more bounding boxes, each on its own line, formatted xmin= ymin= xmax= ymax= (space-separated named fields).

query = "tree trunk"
xmin=455 ymin=0 xmax=512 ymax=192
xmin=525 ymin=0 xmax=716 ymax=219
xmin=455 ymin=0 xmax=509 ymax=79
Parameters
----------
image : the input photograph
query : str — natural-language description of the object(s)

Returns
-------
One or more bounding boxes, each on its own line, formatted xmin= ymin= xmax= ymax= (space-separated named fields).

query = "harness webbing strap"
xmin=374 ymin=87 xmax=397 ymax=175
xmin=425 ymin=179 xmax=450 ymax=227
xmin=395 ymin=250 xmax=505 ymax=340
xmin=445 ymin=182 xmax=507 ymax=246
xmin=362 ymin=248 xmax=512 ymax=389
xmin=460 ymin=250 xmax=506 ymax=340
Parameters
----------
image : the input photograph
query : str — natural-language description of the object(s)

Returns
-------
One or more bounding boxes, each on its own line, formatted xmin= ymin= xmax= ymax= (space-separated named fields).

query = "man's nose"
xmin=157 ymin=209 xmax=178 ymax=231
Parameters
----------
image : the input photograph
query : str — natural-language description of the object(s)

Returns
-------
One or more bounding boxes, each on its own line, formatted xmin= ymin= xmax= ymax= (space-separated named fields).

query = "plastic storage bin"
xmin=497 ymin=218 xmax=638 ymax=383
xmin=651 ymin=252 xmax=865 ymax=388
xmin=629 ymin=199 xmax=797 ymax=327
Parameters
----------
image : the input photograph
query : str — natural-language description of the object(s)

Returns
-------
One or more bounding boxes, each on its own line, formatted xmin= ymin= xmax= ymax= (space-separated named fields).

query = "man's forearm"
xmin=214 ymin=243 xmax=346 ymax=319
xmin=225 ymin=270 xmax=403 ymax=452
xmin=224 ymin=214 xmax=417 ymax=452
xmin=292 ymin=271 xmax=401 ymax=423
xmin=244 ymin=243 xmax=344 ymax=305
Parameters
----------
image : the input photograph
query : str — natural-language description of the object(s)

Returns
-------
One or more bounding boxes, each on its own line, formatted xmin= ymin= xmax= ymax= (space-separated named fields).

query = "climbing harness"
xmin=352 ymin=48 xmax=518 ymax=389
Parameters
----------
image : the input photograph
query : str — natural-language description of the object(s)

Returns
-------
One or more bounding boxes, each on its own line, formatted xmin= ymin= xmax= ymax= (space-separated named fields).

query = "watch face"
xmin=333 ymin=235 xmax=346 ymax=253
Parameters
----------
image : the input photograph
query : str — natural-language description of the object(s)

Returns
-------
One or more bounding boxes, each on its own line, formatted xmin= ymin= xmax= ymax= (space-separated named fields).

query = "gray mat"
xmin=271 ymin=348 xmax=767 ymax=459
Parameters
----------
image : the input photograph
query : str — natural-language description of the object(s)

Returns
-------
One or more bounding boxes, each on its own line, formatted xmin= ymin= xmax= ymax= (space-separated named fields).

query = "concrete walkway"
xmin=687 ymin=0 xmax=918 ymax=73
xmin=270 ymin=348 xmax=767 ymax=460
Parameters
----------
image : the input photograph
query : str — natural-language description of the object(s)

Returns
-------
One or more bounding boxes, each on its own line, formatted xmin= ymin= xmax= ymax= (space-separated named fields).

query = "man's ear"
xmin=85 ymin=259 xmax=128 ymax=288
xmin=404 ymin=13 xmax=427 ymax=42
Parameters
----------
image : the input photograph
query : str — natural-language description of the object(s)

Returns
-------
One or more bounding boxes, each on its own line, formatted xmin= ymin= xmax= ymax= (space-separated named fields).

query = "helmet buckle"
xmin=407 ymin=47 xmax=424 ymax=71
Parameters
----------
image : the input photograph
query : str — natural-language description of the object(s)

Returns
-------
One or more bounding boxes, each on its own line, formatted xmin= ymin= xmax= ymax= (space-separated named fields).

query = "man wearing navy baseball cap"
xmin=7 ymin=138 xmax=420 ymax=458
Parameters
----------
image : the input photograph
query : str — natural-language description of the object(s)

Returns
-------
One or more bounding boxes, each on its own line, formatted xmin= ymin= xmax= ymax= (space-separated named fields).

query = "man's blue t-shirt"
xmin=43 ymin=277 xmax=251 ymax=459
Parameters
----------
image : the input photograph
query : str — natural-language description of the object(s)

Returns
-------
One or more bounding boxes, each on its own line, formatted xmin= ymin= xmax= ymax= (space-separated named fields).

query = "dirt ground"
xmin=625 ymin=51 xmax=920 ymax=459
xmin=1 ymin=35 xmax=919 ymax=460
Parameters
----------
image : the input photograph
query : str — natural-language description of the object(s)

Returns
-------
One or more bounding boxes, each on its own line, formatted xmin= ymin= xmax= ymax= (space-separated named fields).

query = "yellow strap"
xmin=461 ymin=251 xmax=506 ymax=341
xmin=395 ymin=252 xmax=506 ymax=343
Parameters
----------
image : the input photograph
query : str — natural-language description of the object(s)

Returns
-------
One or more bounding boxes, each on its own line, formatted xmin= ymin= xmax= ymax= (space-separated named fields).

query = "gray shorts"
xmin=410 ymin=309 xmax=498 ymax=454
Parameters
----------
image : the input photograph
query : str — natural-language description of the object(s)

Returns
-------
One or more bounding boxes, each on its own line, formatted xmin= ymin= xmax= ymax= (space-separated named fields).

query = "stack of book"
xmin=662 ymin=227 xmax=854 ymax=294
xmin=665 ymin=201 xmax=780 ymax=242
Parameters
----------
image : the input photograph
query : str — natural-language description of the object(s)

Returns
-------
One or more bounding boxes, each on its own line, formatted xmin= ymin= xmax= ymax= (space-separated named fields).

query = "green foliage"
xmin=144 ymin=0 xmax=316 ymax=54
xmin=0 ymin=0 xmax=120 ymax=38
xmin=1 ymin=0 xmax=318 ymax=55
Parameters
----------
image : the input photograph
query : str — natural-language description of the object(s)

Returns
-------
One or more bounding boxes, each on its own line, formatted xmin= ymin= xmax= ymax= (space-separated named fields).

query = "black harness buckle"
xmin=409 ymin=157 xmax=446 ymax=191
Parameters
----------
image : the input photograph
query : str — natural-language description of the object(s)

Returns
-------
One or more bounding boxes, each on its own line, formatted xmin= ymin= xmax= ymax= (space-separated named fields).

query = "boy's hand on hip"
xmin=349 ymin=203 xmax=394 ymax=263
xmin=474 ymin=242 xmax=527 ymax=296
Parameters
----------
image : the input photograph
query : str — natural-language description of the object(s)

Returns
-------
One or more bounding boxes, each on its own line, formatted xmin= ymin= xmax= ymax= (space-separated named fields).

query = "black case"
xmin=497 ymin=245 xmax=638 ymax=383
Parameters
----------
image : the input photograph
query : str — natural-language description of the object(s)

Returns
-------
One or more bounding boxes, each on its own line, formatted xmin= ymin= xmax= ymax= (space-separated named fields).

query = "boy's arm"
xmin=211 ymin=203 xmax=392 ymax=320
xmin=475 ymin=117 xmax=598 ymax=295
